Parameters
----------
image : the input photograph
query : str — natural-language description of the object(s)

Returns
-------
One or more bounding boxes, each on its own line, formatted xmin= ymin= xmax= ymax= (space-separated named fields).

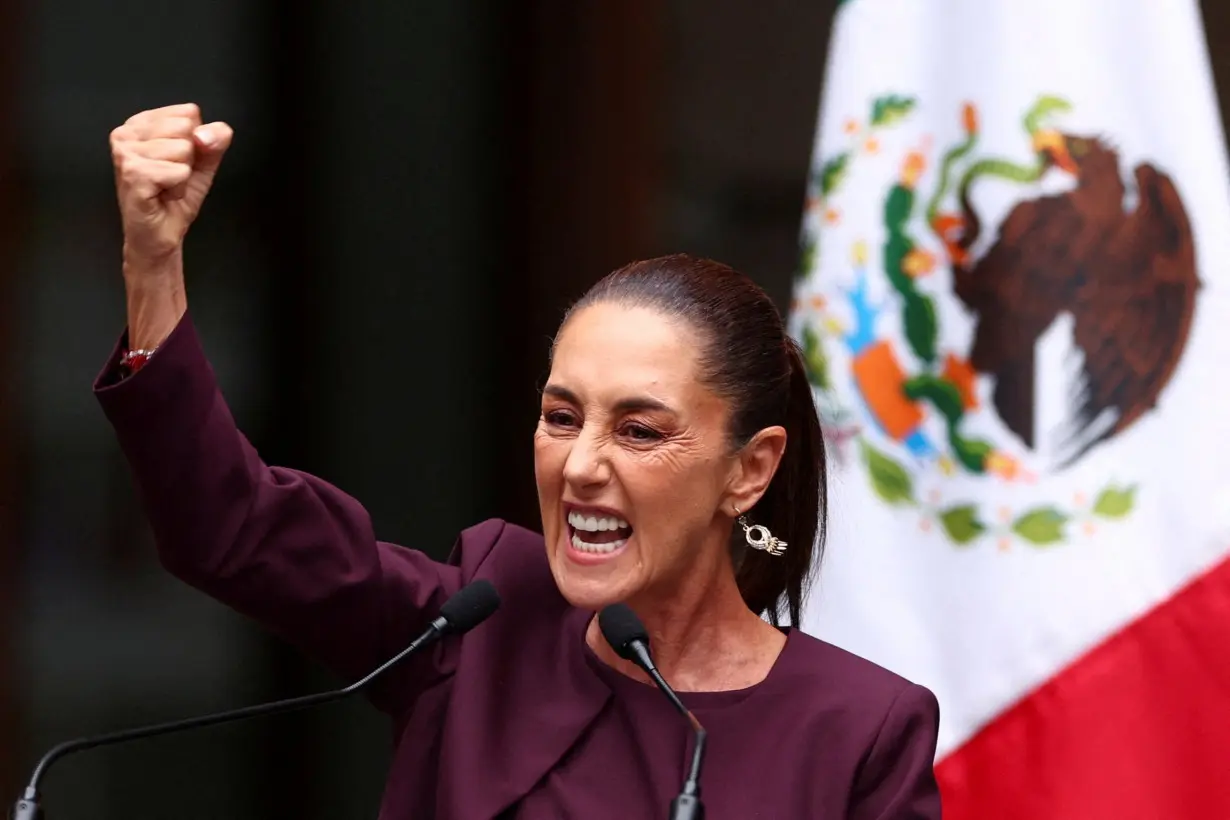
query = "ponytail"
xmin=734 ymin=338 xmax=827 ymax=626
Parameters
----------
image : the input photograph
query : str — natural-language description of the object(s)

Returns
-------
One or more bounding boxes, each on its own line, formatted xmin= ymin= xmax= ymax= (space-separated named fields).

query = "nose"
xmin=562 ymin=426 xmax=611 ymax=490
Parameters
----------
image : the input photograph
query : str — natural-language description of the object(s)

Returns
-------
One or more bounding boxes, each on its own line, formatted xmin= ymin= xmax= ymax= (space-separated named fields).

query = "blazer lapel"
xmin=438 ymin=606 xmax=611 ymax=819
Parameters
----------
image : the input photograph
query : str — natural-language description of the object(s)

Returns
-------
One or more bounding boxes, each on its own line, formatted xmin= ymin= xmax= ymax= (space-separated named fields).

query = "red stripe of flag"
xmin=936 ymin=552 xmax=1230 ymax=819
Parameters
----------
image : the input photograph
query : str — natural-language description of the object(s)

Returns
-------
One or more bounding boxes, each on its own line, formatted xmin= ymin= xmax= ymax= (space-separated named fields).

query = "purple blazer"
xmin=95 ymin=315 xmax=942 ymax=819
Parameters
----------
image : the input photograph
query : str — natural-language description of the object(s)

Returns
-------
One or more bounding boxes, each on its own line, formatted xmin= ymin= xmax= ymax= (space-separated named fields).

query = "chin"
xmin=554 ymin=578 xmax=628 ymax=612
xmin=547 ymin=556 xmax=642 ymax=612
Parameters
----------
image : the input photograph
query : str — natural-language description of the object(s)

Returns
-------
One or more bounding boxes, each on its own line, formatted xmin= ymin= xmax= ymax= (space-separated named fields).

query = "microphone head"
xmin=439 ymin=580 xmax=501 ymax=634
xmin=598 ymin=603 xmax=650 ymax=661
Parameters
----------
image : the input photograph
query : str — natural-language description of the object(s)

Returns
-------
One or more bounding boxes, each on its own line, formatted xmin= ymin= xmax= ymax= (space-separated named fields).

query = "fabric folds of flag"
xmin=790 ymin=1 xmax=1230 ymax=817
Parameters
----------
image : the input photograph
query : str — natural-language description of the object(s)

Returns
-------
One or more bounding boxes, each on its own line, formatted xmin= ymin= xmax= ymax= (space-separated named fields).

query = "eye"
xmin=621 ymin=422 xmax=662 ymax=442
xmin=543 ymin=409 xmax=579 ymax=428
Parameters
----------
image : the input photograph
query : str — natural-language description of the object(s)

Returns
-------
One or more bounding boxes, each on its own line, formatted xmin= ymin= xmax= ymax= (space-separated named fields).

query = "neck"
xmin=587 ymin=542 xmax=786 ymax=692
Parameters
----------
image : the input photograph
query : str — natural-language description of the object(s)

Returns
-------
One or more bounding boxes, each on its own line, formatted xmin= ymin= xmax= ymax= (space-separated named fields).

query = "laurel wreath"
xmin=796 ymin=94 xmax=915 ymax=282
xmin=794 ymin=92 xmax=1140 ymax=549
xmin=860 ymin=439 xmax=1136 ymax=546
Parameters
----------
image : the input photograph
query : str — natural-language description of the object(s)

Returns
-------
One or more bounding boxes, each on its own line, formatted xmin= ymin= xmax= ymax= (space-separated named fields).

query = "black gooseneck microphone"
xmin=599 ymin=604 xmax=707 ymax=820
xmin=11 ymin=579 xmax=501 ymax=820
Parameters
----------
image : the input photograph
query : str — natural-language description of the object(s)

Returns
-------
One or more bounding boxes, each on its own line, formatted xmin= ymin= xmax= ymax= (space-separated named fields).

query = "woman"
xmin=102 ymin=103 xmax=941 ymax=819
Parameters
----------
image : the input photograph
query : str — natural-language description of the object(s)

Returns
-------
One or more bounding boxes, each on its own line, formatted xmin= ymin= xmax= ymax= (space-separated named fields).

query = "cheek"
xmin=533 ymin=428 xmax=567 ymax=489
xmin=620 ymin=445 xmax=728 ymax=522
xmin=533 ymin=431 xmax=567 ymax=547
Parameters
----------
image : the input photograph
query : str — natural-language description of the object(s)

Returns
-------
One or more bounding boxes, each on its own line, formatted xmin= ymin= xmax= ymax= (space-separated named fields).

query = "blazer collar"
xmin=440 ymin=606 xmax=612 ymax=819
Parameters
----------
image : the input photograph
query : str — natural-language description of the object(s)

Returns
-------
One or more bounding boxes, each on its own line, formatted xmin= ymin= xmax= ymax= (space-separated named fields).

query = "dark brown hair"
xmin=561 ymin=253 xmax=827 ymax=625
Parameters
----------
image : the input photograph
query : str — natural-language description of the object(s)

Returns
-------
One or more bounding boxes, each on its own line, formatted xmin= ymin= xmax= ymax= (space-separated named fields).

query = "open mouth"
xmin=567 ymin=510 xmax=633 ymax=556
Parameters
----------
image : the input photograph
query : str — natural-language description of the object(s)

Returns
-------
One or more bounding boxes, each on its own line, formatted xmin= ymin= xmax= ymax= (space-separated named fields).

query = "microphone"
xmin=11 ymin=580 xmax=501 ymax=820
xmin=599 ymin=604 xmax=707 ymax=820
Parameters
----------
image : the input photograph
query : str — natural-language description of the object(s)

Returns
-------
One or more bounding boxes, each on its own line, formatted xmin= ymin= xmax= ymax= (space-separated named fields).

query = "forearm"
xmin=123 ymin=246 xmax=187 ymax=350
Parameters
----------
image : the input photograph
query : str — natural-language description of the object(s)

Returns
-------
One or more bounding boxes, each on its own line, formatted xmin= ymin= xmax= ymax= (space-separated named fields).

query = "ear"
xmin=722 ymin=425 xmax=787 ymax=515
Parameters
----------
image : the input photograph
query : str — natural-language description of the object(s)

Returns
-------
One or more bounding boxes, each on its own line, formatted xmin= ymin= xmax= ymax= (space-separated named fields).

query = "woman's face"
xmin=534 ymin=302 xmax=744 ymax=610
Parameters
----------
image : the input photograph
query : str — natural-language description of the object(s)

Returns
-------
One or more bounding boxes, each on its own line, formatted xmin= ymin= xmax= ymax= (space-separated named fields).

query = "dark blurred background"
xmin=4 ymin=2 xmax=1230 ymax=818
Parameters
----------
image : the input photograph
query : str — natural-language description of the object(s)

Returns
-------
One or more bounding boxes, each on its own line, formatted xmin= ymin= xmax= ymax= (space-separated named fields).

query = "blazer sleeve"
xmin=850 ymin=683 xmax=943 ymax=820
xmin=94 ymin=313 xmax=500 ymax=714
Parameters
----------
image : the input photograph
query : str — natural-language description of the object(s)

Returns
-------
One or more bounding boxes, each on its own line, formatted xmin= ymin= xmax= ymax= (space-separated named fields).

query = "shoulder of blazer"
xmin=449 ymin=518 xmax=566 ymax=615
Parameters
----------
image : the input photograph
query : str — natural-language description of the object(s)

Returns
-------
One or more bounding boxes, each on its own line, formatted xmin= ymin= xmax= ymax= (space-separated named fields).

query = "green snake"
xmin=875 ymin=96 xmax=1071 ymax=474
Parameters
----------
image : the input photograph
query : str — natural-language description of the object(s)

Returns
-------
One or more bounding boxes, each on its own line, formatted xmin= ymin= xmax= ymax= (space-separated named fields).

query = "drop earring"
xmin=734 ymin=508 xmax=787 ymax=557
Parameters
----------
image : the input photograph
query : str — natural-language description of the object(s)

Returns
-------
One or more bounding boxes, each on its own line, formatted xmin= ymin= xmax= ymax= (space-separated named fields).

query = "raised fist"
xmin=110 ymin=103 xmax=233 ymax=265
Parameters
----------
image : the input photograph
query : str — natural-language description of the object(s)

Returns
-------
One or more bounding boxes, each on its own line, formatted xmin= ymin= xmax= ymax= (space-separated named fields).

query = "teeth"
xmin=571 ymin=532 xmax=629 ymax=554
xmin=568 ymin=511 xmax=630 ymax=532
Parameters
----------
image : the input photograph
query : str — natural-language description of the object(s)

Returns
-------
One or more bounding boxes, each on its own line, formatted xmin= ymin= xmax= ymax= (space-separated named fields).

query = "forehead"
xmin=550 ymin=302 xmax=703 ymax=396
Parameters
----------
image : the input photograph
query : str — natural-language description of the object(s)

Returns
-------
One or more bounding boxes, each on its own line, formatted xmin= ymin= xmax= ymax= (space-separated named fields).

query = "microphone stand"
xmin=597 ymin=605 xmax=709 ymax=820
xmin=642 ymin=666 xmax=707 ymax=820
xmin=668 ymin=717 xmax=707 ymax=820
xmin=11 ymin=612 xmax=452 ymax=820
xmin=13 ymin=687 xmax=355 ymax=820
xmin=13 ymin=577 xmax=498 ymax=819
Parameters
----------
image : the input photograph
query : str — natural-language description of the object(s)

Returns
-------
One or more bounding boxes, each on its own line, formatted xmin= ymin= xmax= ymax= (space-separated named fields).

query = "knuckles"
xmin=111 ymin=108 xmax=199 ymax=152
xmin=114 ymin=153 xmax=188 ymax=188
xmin=109 ymin=127 xmax=133 ymax=163
xmin=111 ymin=135 xmax=194 ymax=177
xmin=117 ymin=158 xmax=152 ymax=187
xmin=176 ymin=102 xmax=201 ymax=122
xmin=123 ymin=102 xmax=200 ymax=127
xmin=164 ymin=139 xmax=195 ymax=162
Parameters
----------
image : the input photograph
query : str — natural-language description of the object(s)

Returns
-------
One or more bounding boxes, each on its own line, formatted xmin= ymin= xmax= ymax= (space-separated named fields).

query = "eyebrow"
xmin=542 ymin=384 xmax=676 ymax=415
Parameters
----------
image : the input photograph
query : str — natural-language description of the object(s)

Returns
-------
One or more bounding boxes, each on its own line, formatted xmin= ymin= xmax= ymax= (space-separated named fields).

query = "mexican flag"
xmin=790 ymin=1 xmax=1230 ymax=816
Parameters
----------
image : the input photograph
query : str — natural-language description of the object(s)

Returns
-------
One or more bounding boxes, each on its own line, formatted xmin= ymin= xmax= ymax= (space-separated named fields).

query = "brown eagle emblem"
xmin=949 ymin=133 xmax=1200 ymax=466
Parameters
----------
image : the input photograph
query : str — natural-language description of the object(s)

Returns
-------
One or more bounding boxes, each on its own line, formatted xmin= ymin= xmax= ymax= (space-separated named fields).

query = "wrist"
xmin=122 ymin=244 xmax=184 ymax=281
xmin=126 ymin=291 xmax=185 ymax=351
xmin=123 ymin=249 xmax=187 ymax=351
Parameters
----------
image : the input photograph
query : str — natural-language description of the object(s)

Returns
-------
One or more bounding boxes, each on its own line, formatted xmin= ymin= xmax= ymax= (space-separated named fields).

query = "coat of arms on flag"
xmin=792 ymin=93 xmax=1200 ymax=550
